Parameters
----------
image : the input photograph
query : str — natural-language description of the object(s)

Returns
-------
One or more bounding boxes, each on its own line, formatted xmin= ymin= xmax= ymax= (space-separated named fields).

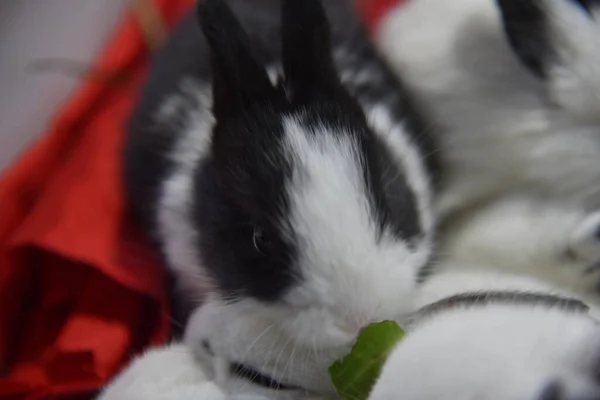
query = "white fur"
xmin=439 ymin=196 xmax=600 ymax=302
xmin=365 ymin=197 xmax=600 ymax=398
xmin=96 ymin=343 xmax=226 ymax=400
xmin=100 ymin=271 xmax=600 ymax=400
xmin=375 ymin=0 xmax=600 ymax=217
xmin=183 ymin=296 xmax=338 ymax=398
xmin=373 ymin=0 xmax=600 ymax=312
xmin=370 ymin=273 xmax=600 ymax=400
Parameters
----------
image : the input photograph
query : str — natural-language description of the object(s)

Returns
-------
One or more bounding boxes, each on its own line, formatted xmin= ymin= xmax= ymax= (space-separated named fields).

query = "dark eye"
xmin=252 ymin=226 xmax=273 ymax=255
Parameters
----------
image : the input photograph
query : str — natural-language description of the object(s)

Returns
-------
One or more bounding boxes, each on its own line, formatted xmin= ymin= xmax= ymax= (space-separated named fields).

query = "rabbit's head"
xmin=193 ymin=0 xmax=433 ymax=355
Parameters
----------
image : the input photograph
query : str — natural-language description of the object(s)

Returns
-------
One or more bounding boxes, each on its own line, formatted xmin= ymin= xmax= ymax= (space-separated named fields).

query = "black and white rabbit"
xmin=124 ymin=0 xmax=435 ymax=395
xmin=101 ymin=1 xmax=600 ymax=399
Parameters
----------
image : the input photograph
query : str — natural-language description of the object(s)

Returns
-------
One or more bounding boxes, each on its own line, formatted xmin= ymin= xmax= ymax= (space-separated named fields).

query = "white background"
xmin=0 ymin=0 xmax=130 ymax=172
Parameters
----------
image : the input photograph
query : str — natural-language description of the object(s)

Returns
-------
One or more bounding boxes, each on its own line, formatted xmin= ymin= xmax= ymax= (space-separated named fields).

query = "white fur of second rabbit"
xmin=376 ymin=0 xmax=600 ymax=216
xmin=366 ymin=0 xmax=600 ymax=399
xmin=99 ymin=0 xmax=600 ymax=399
xmin=374 ymin=0 xmax=600 ymax=299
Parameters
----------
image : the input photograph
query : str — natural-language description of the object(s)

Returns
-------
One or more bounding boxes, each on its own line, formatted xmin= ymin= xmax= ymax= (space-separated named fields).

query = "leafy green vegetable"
xmin=329 ymin=321 xmax=405 ymax=400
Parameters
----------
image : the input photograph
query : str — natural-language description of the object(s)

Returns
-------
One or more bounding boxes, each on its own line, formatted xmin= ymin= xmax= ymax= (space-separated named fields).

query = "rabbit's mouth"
xmin=230 ymin=361 xmax=307 ymax=392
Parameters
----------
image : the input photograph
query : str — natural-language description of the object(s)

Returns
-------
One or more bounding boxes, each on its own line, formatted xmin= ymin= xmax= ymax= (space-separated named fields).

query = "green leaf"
xmin=329 ymin=321 xmax=405 ymax=400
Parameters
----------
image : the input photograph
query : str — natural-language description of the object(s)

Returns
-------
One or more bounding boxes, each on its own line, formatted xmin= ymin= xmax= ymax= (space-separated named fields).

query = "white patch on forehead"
xmin=282 ymin=117 xmax=378 ymax=272
xmin=280 ymin=116 xmax=427 ymax=323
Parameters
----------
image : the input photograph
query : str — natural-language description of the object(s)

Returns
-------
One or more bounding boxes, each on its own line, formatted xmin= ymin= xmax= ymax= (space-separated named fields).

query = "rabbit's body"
xmin=125 ymin=0 xmax=435 ymax=396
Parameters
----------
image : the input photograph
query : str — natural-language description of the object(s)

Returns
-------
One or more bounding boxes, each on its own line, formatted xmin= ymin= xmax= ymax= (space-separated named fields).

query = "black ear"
xmin=495 ymin=0 xmax=553 ymax=78
xmin=281 ymin=0 xmax=340 ymax=101
xmin=197 ymin=0 xmax=277 ymax=117
xmin=496 ymin=0 xmax=599 ymax=79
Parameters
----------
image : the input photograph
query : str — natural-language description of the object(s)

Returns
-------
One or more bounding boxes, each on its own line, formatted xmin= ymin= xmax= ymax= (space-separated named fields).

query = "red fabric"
xmin=358 ymin=0 xmax=409 ymax=31
xmin=0 ymin=1 xmax=194 ymax=399
xmin=0 ymin=0 xmax=402 ymax=399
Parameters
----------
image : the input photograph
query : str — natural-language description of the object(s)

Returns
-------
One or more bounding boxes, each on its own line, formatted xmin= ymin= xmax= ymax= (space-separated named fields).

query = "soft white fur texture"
xmin=372 ymin=0 xmax=600 ymax=309
xmin=366 ymin=0 xmax=600 ymax=398
xmin=370 ymin=273 xmax=600 ymax=400
xmin=376 ymin=0 xmax=600 ymax=217
xmin=368 ymin=208 xmax=600 ymax=399
xmin=96 ymin=343 xmax=226 ymax=400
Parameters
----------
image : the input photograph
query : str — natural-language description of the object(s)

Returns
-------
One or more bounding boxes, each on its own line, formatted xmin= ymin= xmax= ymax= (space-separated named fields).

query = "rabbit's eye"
xmin=253 ymin=226 xmax=272 ymax=255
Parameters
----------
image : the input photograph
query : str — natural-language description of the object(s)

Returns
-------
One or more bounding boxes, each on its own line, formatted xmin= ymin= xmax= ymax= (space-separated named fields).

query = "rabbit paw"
xmin=96 ymin=343 xmax=226 ymax=400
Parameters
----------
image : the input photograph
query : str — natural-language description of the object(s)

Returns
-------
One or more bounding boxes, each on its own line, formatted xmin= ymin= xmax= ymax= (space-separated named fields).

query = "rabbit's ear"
xmin=197 ymin=0 xmax=278 ymax=118
xmin=496 ymin=0 xmax=600 ymax=120
xmin=281 ymin=0 xmax=341 ymax=102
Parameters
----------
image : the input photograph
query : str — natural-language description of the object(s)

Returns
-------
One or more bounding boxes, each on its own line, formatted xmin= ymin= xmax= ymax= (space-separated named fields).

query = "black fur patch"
xmin=193 ymin=123 xmax=298 ymax=301
xmin=537 ymin=381 xmax=563 ymax=400
xmin=496 ymin=0 xmax=553 ymax=78
xmin=371 ymin=139 xmax=422 ymax=241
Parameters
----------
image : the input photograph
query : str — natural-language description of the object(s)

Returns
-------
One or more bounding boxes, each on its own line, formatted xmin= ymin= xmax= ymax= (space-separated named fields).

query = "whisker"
xmin=239 ymin=323 xmax=276 ymax=364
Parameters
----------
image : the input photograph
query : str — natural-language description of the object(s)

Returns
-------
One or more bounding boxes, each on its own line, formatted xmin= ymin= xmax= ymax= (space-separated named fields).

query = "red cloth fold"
xmin=0 ymin=0 xmax=400 ymax=398
xmin=0 ymin=1 xmax=194 ymax=399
